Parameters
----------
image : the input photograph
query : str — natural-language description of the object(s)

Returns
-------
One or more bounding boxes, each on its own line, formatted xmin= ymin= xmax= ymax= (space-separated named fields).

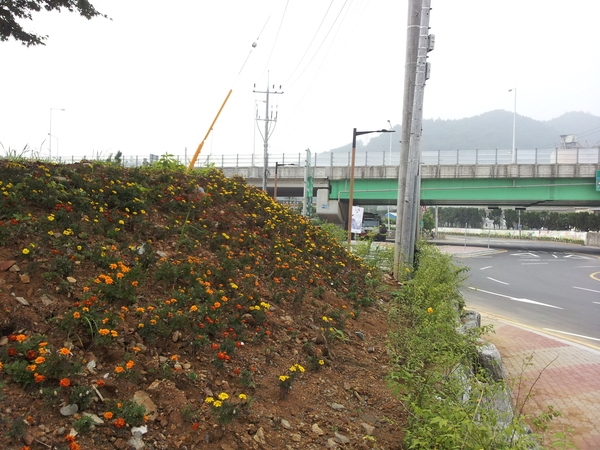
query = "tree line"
xmin=424 ymin=207 xmax=600 ymax=232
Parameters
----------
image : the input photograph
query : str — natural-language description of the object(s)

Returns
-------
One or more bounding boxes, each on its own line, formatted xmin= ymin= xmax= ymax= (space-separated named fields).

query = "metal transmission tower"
xmin=254 ymin=79 xmax=284 ymax=192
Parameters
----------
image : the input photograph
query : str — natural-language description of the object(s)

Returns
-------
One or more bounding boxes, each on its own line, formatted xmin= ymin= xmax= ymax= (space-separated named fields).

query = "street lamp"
xmin=273 ymin=162 xmax=295 ymax=200
xmin=48 ymin=134 xmax=59 ymax=158
xmin=347 ymin=127 xmax=395 ymax=249
xmin=49 ymin=108 xmax=65 ymax=160
xmin=387 ymin=120 xmax=393 ymax=165
xmin=508 ymin=88 xmax=516 ymax=163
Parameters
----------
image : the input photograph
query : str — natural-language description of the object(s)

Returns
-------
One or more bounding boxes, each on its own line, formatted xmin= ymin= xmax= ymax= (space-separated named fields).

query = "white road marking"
xmin=543 ymin=328 xmax=600 ymax=342
xmin=522 ymin=263 xmax=548 ymax=265
xmin=552 ymin=254 xmax=558 ymax=258
xmin=467 ymin=287 xmax=563 ymax=309
xmin=480 ymin=266 xmax=492 ymax=270
xmin=573 ymin=286 xmax=600 ymax=294
xmin=487 ymin=277 xmax=509 ymax=285
xmin=594 ymin=302 xmax=600 ymax=305
xmin=512 ymin=252 xmax=539 ymax=257
xmin=565 ymin=254 xmax=593 ymax=259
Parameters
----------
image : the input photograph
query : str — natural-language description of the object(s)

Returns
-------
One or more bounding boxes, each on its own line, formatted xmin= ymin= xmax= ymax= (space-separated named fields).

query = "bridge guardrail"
xmin=20 ymin=147 xmax=600 ymax=168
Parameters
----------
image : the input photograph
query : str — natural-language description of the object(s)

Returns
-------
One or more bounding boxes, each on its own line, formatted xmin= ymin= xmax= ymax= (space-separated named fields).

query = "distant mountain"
xmin=326 ymin=111 xmax=600 ymax=155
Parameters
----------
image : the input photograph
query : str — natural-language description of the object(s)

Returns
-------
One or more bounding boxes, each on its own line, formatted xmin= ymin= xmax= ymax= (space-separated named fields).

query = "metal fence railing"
xmin=14 ymin=147 xmax=600 ymax=168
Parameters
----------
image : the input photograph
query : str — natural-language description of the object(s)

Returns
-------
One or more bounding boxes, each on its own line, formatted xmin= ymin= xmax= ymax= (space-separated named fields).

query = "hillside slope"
xmin=0 ymin=160 xmax=405 ymax=450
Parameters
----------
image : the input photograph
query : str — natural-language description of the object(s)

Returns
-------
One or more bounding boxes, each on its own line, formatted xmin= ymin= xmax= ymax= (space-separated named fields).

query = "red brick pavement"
xmin=481 ymin=315 xmax=600 ymax=450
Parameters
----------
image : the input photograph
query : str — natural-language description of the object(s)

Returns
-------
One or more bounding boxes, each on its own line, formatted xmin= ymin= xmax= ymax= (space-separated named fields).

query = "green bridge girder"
xmin=329 ymin=177 xmax=600 ymax=207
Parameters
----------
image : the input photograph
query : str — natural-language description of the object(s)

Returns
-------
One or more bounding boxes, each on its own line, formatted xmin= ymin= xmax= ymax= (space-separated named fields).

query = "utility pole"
xmin=394 ymin=0 xmax=422 ymax=278
xmin=254 ymin=76 xmax=283 ymax=192
xmin=407 ymin=0 xmax=433 ymax=263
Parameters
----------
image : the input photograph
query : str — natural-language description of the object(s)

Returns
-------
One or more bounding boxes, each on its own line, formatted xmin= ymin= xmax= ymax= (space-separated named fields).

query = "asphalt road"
xmin=439 ymin=237 xmax=600 ymax=349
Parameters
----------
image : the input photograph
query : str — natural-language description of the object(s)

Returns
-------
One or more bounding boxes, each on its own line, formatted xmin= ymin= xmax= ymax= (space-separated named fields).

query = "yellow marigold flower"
xmin=238 ymin=393 xmax=247 ymax=400
xmin=47 ymin=215 xmax=55 ymax=221
xmin=189 ymin=305 xmax=198 ymax=312
xmin=318 ymin=359 xmax=325 ymax=365
xmin=279 ymin=375 xmax=289 ymax=382
xmin=427 ymin=307 xmax=434 ymax=314
xmin=217 ymin=392 xmax=229 ymax=401
xmin=204 ymin=397 xmax=215 ymax=404
xmin=230 ymin=282 xmax=238 ymax=289
xmin=22 ymin=248 xmax=30 ymax=255
xmin=213 ymin=400 xmax=222 ymax=408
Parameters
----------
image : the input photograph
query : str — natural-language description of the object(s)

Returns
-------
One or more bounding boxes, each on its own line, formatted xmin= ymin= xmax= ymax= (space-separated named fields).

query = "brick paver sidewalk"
xmin=481 ymin=316 xmax=600 ymax=449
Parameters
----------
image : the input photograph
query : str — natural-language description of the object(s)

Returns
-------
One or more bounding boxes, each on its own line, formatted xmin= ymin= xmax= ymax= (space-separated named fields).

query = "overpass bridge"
xmin=209 ymin=148 xmax=600 ymax=223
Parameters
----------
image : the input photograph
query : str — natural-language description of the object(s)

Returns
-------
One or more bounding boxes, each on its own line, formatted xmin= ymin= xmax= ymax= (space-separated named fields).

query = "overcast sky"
xmin=1 ymin=0 xmax=599 ymax=162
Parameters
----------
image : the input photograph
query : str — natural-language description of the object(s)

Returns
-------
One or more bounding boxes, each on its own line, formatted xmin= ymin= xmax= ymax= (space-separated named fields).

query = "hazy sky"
xmin=1 ymin=0 xmax=599 ymax=162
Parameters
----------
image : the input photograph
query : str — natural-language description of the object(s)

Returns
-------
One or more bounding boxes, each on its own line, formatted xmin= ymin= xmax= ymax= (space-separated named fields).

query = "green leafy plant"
xmin=73 ymin=415 xmax=96 ymax=434
xmin=277 ymin=363 xmax=305 ymax=399
xmin=204 ymin=392 xmax=249 ymax=425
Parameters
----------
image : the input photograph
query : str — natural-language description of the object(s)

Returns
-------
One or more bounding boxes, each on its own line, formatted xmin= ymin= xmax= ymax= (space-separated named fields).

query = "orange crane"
xmin=186 ymin=89 xmax=233 ymax=171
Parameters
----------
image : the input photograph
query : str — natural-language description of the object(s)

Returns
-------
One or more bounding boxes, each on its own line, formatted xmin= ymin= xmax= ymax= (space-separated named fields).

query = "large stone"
xmin=132 ymin=391 xmax=158 ymax=421
xmin=477 ymin=342 xmax=506 ymax=381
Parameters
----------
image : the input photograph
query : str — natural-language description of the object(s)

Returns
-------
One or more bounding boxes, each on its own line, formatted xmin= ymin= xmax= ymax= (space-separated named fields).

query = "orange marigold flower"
xmin=97 ymin=379 xmax=105 ymax=387
xmin=116 ymin=272 xmax=124 ymax=279
xmin=109 ymin=263 xmax=118 ymax=270
xmin=103 ymin=411 xmax=113 ymax=419
xmin=131 ymin=280 xmax=139 ymax=286
xmin=59 ymin=347 xmax=72 ymax=356
xmin=114 ymin=417 xmax=126 ymax=428
xmin=59 ymin=378 xmax=71 ymax=387
xmin=98 ymin=328 xmax=110 ymax=336
xmin=115 ymin=366 xmax=124 ymax=373
xmin=69 ymin=441 xmax=81 ymax=450
xmin=110 ymin=330 xmax=118 ymax=337
xmin=73 ymin=311 xmax=81 ymax=319
xmin=26 ymin=364 xmax=37 ymax=371
xmin=34 ymin=356 xmax=46 ymax=364
xmin=125 ymin=360 xmax=135 ymax=369
xmin=170 ymin=354 xmax=179 ymax=361
xmin=16 ymin=334 xmax=27 ymax=342
xmin=34 ymin=373 xmax=46 ymax=383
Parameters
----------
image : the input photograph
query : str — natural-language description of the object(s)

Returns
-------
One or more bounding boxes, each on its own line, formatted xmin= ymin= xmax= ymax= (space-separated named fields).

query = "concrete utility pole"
xmin=254 ymin=76 xmax=283 ymax=192
xmin=394 ymin=0 xmax=423 ymax=278
xmin=405 ymin=0 xmax=433 ymax=264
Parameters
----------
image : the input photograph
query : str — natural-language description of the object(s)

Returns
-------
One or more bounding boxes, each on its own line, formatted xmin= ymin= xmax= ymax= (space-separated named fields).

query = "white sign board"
xmin=351 ymin=206 xmax=364 ymax=234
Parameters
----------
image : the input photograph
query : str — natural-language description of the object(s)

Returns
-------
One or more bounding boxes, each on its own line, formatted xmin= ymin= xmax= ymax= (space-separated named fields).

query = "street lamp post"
xmin=273 ymin=162 xmax=295 ymax=200
xmin=49 ymin=108 xmax=65 ymax=160
xmin=508 ymin=88 xmax=516 ymax=163
xmin=347 ymin=128 xmax=395 ymax=249
xmin=387 ymin=120 xmax=393 ymax=165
